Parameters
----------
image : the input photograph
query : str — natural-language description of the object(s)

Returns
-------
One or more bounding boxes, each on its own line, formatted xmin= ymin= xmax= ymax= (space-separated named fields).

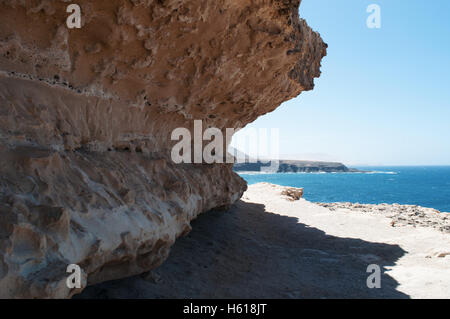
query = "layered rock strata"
xmin=0 ymin=0 xmax=326 ymax=298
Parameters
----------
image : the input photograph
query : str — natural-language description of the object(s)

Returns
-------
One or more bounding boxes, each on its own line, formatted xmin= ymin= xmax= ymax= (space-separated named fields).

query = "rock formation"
xmin=0 ymin=0 xmax=326 ymax=298
xmin=317 ymin=202 xmax=450 ymax=233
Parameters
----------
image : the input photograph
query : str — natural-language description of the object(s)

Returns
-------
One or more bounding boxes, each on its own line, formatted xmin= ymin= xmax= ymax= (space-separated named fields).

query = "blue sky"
xmin=232 ymin=0 xmax=450 ymax=166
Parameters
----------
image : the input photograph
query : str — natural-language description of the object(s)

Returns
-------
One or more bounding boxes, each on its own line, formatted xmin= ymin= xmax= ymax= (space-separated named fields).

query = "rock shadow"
xmin=76 ymin=200 xmax=409 ymax=299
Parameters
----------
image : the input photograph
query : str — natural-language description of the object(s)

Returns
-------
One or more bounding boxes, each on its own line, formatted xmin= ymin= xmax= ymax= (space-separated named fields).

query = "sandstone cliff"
xmin=0 ymin=0 xmax=326 ymax=298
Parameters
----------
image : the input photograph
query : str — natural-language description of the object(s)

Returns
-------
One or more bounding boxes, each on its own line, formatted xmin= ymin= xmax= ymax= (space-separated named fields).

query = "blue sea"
xmin=238 ymin=166 xmax=450 ymax=212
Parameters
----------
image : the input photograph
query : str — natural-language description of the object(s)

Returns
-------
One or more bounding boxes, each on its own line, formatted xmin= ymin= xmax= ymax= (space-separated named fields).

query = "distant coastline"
xmin=233 ymin=160 xmax=365 ymax=173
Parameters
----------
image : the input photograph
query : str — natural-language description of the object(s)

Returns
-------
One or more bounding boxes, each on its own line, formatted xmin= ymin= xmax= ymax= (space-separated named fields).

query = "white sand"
xmin=78 ymin=183 xmax=450 ymax=299
xmin=244 ymin=183 xmax=450 ymax=298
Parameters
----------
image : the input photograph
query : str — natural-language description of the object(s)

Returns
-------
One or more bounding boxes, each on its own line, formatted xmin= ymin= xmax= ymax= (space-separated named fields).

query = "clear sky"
xmin=231 ymin=0 xmax=450 ymax=166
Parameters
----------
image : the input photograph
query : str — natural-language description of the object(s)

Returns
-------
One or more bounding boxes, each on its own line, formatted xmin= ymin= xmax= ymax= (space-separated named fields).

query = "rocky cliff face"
xmin=0 ymin=0 xmax=326 ymax=298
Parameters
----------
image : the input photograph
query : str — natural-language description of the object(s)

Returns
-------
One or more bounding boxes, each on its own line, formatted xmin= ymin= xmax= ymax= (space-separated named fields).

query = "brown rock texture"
xmin=0 ymin=0 xmax=326 ymax=298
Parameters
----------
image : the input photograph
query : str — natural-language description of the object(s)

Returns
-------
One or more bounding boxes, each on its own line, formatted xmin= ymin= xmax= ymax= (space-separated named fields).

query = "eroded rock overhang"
xmin=0 ymin=0 xmax=326 ymax=298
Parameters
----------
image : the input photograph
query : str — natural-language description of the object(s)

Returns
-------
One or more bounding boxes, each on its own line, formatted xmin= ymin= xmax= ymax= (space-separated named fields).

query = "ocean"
xmin=238 ymin=166 xmax=450 ymax=212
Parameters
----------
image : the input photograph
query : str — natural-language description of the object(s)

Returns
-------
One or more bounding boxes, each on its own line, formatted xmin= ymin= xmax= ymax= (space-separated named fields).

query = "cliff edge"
xmin=0 ymin=0 xmax=326 ymax=298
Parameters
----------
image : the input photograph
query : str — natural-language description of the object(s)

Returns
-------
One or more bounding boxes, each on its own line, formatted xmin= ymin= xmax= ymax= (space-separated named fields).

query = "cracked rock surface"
xmin=0 ymin=0 xmax=326 ymax=298
xmin=317 ymin=202 xmax=450 ymax=233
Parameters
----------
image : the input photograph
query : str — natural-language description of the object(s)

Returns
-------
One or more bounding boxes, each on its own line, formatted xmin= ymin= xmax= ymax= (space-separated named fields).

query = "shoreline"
xmin=251 ymin=182 xmax=449 ymax=233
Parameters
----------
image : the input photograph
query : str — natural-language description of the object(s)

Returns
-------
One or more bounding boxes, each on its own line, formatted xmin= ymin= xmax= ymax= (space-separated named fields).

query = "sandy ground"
xmin=78 ymin=183 xmax=450 ymax=299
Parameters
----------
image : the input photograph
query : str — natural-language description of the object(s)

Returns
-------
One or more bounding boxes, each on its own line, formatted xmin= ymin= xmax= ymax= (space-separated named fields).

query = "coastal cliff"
xmin=0 ymin=1 xmax=326 ymax=297
xmin=234 ymin=160 xmax=361 ymax=173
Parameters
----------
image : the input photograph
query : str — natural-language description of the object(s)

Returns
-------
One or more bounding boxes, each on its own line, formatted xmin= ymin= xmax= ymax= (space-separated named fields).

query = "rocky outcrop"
xmin=317 ymin=202 xmax=450 ymax=233
xmin=0 ymin=0 xmax=326 ymax=298
xmin=281 ymin=187 xmax=304 ymax=201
